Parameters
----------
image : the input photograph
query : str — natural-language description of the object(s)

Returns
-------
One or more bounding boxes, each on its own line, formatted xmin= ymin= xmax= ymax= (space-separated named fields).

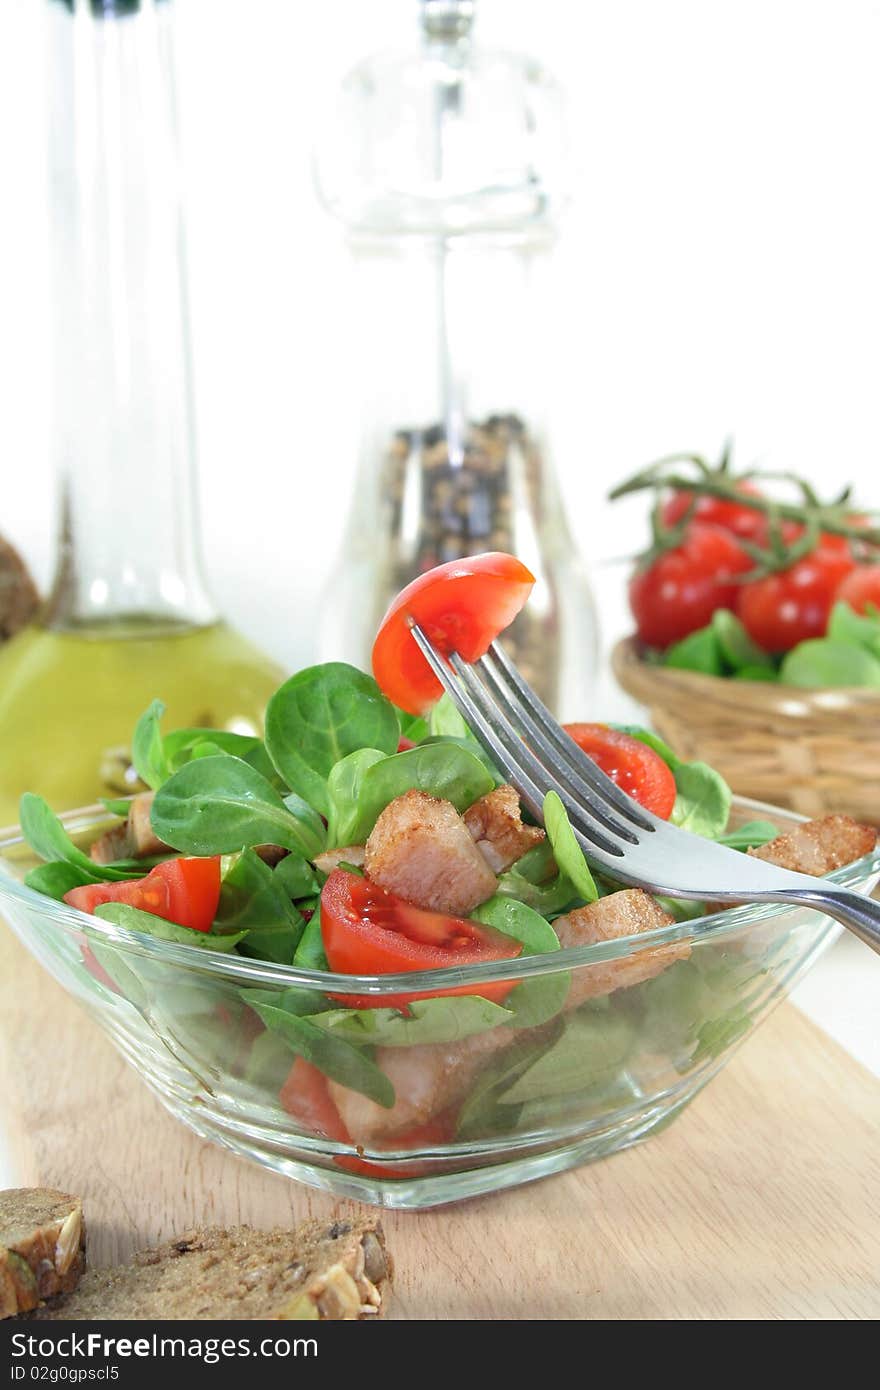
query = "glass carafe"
xmin=0 ymin=0 xmax=283 ymax=824
xmin=315 ymin=0 xmax=598 ymax=715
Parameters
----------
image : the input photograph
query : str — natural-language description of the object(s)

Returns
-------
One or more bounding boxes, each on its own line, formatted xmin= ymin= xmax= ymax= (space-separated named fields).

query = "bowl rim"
xmin=1 ymin=797 xmax=877 ymax=997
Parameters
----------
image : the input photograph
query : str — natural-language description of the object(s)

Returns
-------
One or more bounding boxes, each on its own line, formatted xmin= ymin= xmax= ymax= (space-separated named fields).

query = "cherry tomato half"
xmin=279 ymin=1056 xmax=455 ymax=1178
xmin=629 ymin=523 xmax=753 ymax=648
xmin=372 ymin=552 xmax=535 ymax=715
xmin=64 ymin=856 xmax=221 ymax=933
xmin=320 ymin=869 xmax=522 ymax=1010
xmin=280 ymin=1057 xmax=348 ymax=1141
xmin=562 ymin=724 xmax=677 ymax=819
xmin=661 ymin=481 xmax=765 ymax=541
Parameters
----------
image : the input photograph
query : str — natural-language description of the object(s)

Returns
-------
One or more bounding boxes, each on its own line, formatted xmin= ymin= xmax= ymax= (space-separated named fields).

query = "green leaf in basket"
xmin=779 ymin=638 xmax=880 ymax=689
xmin=663 ymin=624 xmax=724 ymax=676
xmin=827 ymin=600 xmax=880 ymax=656
xmin=733 ymin=665 xmax=779 ymax=682
xmin=711 ymin=609 xmax=775 ymax=672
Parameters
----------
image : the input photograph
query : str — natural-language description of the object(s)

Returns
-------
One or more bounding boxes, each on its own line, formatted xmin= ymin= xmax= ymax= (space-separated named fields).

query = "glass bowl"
xmin=1 ymin=799 xmax=876 ymax=1210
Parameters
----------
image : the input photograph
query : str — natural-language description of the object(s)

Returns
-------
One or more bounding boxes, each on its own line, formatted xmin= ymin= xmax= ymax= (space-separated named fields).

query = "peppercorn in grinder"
xmin=314 ymin=0 xmax=598 ymax=714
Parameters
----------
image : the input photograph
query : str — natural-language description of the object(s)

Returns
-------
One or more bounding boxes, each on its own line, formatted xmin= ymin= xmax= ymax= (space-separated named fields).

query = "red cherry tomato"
xmin=836 ymin=564 xmax=880 ymax=614
xmin=562 ymin=724 xmax=677 ymax=819
xmin=64 ymin=857 xmax=221 ymax=933
xmin=735 ymin=541 xmax=855 ymax=654
xmin=320 ymin=869 xmax=522 ymax=1010
xmin=396 ymin=736 xmax=417 ymax=752
xmin=372 ymin=552 xmax=535 ymax=715
xmin=629 ymin=523 xmax=752 ymax=648
xmin=662 ymin=481 xmax=765 ymax=540
xmin=779 ymin=523 xmax=856 ymax=579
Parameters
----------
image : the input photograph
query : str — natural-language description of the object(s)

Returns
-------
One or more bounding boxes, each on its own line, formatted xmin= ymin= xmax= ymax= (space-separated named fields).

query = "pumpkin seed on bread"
xmin=1 ymin=1188 xmax=85 ymax=1318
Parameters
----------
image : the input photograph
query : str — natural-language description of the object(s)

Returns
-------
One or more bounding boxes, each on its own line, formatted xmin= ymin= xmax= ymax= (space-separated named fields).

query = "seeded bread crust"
xmin=0 ymin=1189 xmax=85 ymax=1318
xmin=34 ymin=1218 xmax=390 ymax=1321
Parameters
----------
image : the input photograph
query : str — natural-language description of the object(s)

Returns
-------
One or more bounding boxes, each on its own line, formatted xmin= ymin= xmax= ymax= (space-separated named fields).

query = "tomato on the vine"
xmin=836 ymin=565 xmax=880 ymax=615
xmin=735 ymin=542 xmax=854 ymax=653
xmin=629 ymin=523 xmax=753 ymax=649
xmin=661 ymin=481 xmax=765 ymax=541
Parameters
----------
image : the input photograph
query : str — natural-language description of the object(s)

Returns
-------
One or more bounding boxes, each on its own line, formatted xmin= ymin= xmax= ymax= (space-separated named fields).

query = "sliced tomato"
xmin=320 ymin=869 xmax=522 ymax=1010
xmin=64 ymin=856 xmax=221 ymax=933
xmin=563 ymin=724 xmax=677 ymax=819
xmin=279 ymin=1056 xmax=455 ymax=1178
xmin=336 ymin=1113 xmax=458 ymax=1179
xmin=396 ymin=735 xmax=417 ymax=752
xmin=279 ymin=1057 xmax=454 ymax=1178
xmin=81 ymin=944 xmax=121 ymax=995
xmin=372 ymin=552 xmax=535 ymax=715
xmin=280 ymin=1057 xmax=348 ymax=1140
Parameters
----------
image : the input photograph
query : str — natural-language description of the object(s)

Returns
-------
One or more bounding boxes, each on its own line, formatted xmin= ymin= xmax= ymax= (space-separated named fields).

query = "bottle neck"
xmin=45 ymin=0 xmax=215 ymax=634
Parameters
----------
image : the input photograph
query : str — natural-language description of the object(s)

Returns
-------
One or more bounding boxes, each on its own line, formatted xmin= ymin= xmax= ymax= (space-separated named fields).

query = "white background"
xmin=2 ymin=0 xmax=880 ymax=674
xmin=0 ymin=0 xmax=878 ymax=1121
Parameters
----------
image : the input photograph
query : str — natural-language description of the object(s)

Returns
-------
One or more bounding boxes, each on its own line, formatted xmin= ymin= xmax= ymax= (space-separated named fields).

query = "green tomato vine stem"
xmin=610 ymin=452 xmax=880 ymax=550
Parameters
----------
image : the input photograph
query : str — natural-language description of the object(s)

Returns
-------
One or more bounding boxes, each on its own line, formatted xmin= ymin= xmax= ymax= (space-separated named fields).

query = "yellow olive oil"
xmin=0 ymin=618 xmax=285 ymax=825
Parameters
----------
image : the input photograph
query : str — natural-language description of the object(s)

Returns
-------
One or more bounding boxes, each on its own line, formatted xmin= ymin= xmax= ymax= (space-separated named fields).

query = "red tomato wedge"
xmin=279 ymin=1056 xmax=454 ymax=1178
xmin=562 ymin=724 xmax=677 ymax=819
xmin=280 ymin=1057 xmax=348 ymax=1141
xmin=64 ymin=857 xmax=221 ymax=933
xmin=81 ymin=943 xmax=121 ymax=995
xmin=320 ymin=869 xmax=522 ymax=1010
xmin=372 ymin=552 xmax=535 ymax=715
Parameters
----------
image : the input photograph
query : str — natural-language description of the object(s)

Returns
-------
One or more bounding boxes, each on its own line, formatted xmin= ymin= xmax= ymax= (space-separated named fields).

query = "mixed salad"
xmin=17 ymin=554 xmax=874 ymax=1166
xmin=614 ymin=447 xmax=880 ymax=686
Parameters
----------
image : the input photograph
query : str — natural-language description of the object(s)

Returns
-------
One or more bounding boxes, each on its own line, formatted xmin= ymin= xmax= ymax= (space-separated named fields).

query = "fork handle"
xmin=765 ymin=886 xmax=880 ymax=956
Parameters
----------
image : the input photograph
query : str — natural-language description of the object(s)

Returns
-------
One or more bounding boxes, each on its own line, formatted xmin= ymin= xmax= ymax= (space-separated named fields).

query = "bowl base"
xmin=159 ymin=1088 xmax=701 ymax=1209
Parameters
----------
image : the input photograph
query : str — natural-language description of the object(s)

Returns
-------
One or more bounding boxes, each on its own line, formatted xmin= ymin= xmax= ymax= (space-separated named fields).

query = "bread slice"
xmin=1 ymin=1188 xmax=85 ymax=1318
xmin=34 ymin=1218 xmax=390 ymax=1321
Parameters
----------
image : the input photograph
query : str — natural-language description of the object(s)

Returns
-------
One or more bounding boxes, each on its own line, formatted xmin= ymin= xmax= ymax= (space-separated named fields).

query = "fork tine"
xmin=483 ymin=641 xmax=656 ymax=833
xmin=453 ymin=655 xmax=640 ymax=845
xmin=408 ymin=623 xmax=627 ymax=860
xmin=448 ymin=654 xmax=630 ymax=857
xmin=408 ymin=624 xmax=553 ymax=821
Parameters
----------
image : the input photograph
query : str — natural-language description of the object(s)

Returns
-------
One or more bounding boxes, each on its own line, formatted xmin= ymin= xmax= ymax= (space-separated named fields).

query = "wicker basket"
xmin=612 ymin=637 xmax=880 ymax=823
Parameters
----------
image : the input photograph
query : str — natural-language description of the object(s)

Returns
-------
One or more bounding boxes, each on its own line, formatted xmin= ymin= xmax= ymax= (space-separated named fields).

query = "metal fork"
xmin=409 ymin=625 xmax=880 ymax=954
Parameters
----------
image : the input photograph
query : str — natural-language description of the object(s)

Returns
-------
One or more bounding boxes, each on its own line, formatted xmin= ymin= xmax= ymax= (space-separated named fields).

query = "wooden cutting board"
xmin=2 ymin=921 xmax=879 ymax=1320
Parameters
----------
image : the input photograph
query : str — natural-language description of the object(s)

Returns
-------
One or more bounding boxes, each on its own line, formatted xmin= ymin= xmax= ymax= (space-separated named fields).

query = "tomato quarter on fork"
xmin=372 ymin=552 xmax=535 ymax=714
